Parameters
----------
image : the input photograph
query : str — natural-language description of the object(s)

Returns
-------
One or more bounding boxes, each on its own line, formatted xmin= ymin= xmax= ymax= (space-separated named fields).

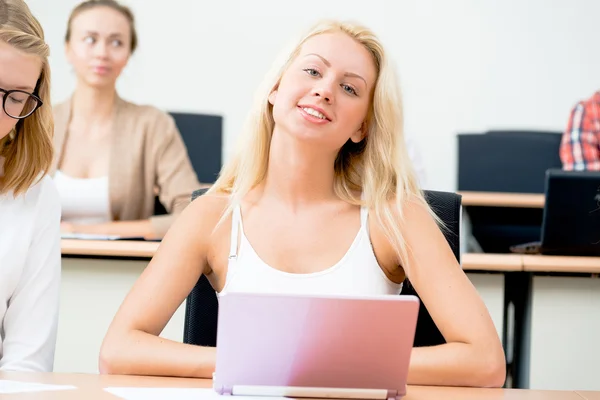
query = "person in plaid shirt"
xmin=559 ymin=90 xmax=600 ymax=170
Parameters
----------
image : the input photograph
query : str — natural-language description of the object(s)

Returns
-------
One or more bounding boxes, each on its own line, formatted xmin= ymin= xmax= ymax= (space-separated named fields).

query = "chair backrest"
xmin=169 ymin=112 xmax=223 ymax=184
xmin=153 ymin=112 xmax=223 ymax=216
xmin=458 ymin=130 xmax=562 ymax=193
xmin=183 ymin=189 xmax=461 ymax=348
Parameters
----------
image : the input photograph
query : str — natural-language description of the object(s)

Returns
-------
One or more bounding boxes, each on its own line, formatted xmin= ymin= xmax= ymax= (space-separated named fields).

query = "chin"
xmin=85 ymin=75 xmax=118 ymax=90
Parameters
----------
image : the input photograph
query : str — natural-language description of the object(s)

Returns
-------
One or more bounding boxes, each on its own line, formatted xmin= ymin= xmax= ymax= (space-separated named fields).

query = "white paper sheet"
xmin=104 ymin=387 xmax=286 ymax=400
xmin=0 ymin=380 xmax=76 ymax=394
xmin=104 ymin=387 xmax=219 ymax=400
xmin=61 ymin=233 xmax=122 ymax=240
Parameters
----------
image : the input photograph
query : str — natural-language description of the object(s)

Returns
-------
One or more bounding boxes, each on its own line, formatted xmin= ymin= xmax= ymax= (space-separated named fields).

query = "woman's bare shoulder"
xmin=368 ymin=195 xmax=434 ymax=274
xmin=154 ymin=191 xmax=231 ymax=272
xmin=186 ymin=191 xmax=231 ymax=226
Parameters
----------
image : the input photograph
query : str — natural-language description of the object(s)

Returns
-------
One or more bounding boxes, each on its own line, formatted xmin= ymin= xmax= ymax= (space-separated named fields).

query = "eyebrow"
xmin=0 ymin=84 xmax=35 ymax=92
xmin=84 ymin=30 xmax=124 ymax=38
xmin=304 ymin=53 xmax=368 ymax=87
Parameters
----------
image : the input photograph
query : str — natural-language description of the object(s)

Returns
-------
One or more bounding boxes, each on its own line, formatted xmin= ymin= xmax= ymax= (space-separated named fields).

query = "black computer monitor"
xmin=540 ymin=169 xmax=600 ymax=256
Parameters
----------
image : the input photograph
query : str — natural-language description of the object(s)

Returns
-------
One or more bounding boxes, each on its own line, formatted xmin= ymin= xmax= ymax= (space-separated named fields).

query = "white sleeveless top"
xmin=53 ymin=170 xmax=111 ymax=225
xmin=218 ymin=204 xmax=403 ymax=297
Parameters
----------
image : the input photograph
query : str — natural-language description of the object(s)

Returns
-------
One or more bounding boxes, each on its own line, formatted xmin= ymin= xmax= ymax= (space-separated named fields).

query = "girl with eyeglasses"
xmin=0 ymin=0 xmax=61 ymax=372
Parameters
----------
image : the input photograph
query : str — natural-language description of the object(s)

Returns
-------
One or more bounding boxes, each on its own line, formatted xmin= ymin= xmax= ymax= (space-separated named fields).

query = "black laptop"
xmin=510 ymin=169 xmax=600 ymax=256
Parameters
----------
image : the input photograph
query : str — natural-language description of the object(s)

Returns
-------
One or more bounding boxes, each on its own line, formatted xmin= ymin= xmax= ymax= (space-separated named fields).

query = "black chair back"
xmin=183 ymin=189 xmax=461 ymax=347
xmin=154 ymin=113 xmax=223 ymax=216
xmin=458 ymin=130 xmax=562 ymax=194
xmin=170 ymin=112 xmax=223 ymax=184
xmin=458 ymin=130 xmax=560 ymax=252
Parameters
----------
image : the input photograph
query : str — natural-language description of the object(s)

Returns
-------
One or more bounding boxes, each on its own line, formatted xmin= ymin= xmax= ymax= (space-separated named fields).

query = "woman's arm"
xmin=372 ymin=198 xmax=506 ymax=388
xmin=150 ymin=114 xmax=208 ymax=235
xmin=1 ymin=178 xmax=61 ymax=372
xmin=98 ymin=195 xmax=227 ymax=377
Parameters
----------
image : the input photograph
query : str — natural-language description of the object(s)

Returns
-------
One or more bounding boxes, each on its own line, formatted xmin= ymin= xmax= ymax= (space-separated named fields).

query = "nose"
xmin=93 ymin=42 xmax=109 ymax=59
xmin=311 ymin=81 xmax=334 ymax=104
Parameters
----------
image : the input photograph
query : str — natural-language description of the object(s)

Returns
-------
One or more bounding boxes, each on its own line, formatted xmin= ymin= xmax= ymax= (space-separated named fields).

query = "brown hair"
xmin=65 ymin=0 xmax=138 ymax=53
xmin=0 ymin=0 xmax=54 ymax=196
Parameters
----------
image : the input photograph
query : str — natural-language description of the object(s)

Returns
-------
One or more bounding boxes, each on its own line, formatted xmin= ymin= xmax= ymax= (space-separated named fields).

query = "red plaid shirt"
xmin=560 ymin=91 xmax=600 ymax=171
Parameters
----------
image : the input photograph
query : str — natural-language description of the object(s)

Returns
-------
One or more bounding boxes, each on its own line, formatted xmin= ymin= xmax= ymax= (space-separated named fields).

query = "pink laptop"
xmin=213 ymin=292 xmax=419 ymax=400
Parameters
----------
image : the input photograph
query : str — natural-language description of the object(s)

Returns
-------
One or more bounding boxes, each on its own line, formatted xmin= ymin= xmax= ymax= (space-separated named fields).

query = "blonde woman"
xmin=0 ymin=0 xmax=61 ymax=371
xmin=52 ymin=0 xmax=202 ymax=239
xmin=101 ymin=20 xmax=506 ymax=387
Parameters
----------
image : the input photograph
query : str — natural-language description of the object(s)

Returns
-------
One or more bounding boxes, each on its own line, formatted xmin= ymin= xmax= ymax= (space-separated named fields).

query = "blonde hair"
xmin=209 ymin=20 xmax=438 ymax=268
xmin=0 ymin=0 xmax=54 ymax=196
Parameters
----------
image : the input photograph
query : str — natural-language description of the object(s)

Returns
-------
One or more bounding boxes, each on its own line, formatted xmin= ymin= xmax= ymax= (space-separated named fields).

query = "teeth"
xmin=302 ymin=107 xmax=327 ymax=120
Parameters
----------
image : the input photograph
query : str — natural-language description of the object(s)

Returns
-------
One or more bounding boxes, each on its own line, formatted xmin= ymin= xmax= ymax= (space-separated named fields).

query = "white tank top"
xmin=218 ymin=204 xmax=403 ymax=297
xmin=54 ymin=170 xmax=111 ymax=225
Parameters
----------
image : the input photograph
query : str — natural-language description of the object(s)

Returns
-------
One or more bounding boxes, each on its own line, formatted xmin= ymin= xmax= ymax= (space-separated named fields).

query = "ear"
xmin=268 ymin=89 xmax=278 ymax=106
xmin=350 ymin=122 xmax=367 ymax=143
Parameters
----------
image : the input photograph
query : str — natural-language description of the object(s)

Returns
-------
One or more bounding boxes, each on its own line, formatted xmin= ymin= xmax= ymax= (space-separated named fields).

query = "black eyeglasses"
xmin=0 ymin=88 xmax=43 ymax=120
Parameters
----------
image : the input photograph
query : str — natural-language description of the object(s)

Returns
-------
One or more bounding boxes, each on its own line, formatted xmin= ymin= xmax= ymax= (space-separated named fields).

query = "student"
xmin=100 ymin=20 xmax=506 ymax=387
xmin=52 ymin=0 xmax=203 ymax=240
xmin=560 ymin=90 xmax=600 ymax=171
xmin=0 ymin=0 xmax=61 ymax=372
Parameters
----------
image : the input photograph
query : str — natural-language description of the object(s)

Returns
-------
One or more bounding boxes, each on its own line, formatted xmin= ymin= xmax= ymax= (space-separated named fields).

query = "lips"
xmin=297 ymin=104 xmax=331 ymax=121
xmin=91 ymin=66 xmax=111 ymax=74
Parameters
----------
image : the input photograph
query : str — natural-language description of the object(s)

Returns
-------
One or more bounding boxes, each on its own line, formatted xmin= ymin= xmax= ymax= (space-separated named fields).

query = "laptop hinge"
xmin=231 ymin=385 xmax=396 ymax=399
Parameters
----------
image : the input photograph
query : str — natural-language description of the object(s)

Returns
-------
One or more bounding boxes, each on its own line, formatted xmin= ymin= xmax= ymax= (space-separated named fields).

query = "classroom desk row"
xmin=459 ymin=191 xmax=600 ymax=390
xmin=57 ymin=240 xmax=600 ymax=392
xmin=462 ymin=253 xmax=600 ymax=273
xmin=458 ymin=191 xmax=545 ymax=208
xmin=2 ymin=371 xmax=600 ymax=400
xmin=61 ymin=239 xmax=600 ymax=273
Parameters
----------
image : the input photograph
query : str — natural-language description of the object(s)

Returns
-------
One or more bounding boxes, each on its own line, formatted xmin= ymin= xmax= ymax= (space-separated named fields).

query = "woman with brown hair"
xmin=0 ymin=0 xmax=61 ymax=371
xmin=53 ymin=0 xmax=203 ymax=240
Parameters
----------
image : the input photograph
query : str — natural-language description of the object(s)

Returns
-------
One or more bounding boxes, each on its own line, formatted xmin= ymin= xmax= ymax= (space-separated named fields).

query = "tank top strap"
xmin=229 ymin=204 xmax=242 ymax=260
xmin=360 ymin=205 xmax=369 ymax=234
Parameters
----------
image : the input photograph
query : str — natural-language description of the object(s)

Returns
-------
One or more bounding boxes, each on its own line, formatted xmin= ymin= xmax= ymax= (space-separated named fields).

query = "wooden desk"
xmin=62 ymin=241 xmax=526 ymax=272
xmin=58 ymin=241 xmax=600 ymax=389
xmin=523 ymin=255 xmax=600 ymax=273
xmin=459 ymin=191 xmax=545 ymax=208
xmin=0 ymin=372 xmax=586 ymax=400
xmin=462 ymin=253 xmax=523 ymax=271
xmin=462 ymin=253 xmax=600 ymax=274
xmin=61 ymin=239 xmax=158 ymax=258
xmin=61 ymin=241 xmax=600 ymax=273
xmin=578 ymin=392 xmax=600 ymax=400
xmin=57 ymin=241 xmax=184 ymax=375
xmin=529 ymin=273 xmax=600 ymax=390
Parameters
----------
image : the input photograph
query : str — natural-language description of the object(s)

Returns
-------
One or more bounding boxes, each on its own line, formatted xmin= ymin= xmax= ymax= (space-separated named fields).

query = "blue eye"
xmin=342 ymin=84 xmax=357 ymax=96
xmin=303 ymin=68 xmax=320 ymax=77
xmin=84 ymin=36 xmax=95 ymax=44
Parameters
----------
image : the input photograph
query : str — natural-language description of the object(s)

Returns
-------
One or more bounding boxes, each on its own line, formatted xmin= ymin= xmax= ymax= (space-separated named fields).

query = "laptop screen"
xmin=540 ymin=169 xmax=600 ymax=256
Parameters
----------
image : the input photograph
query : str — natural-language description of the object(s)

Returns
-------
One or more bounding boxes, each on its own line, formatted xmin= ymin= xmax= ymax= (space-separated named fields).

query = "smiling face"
xmin=268 ymin=32 xmax=377 ymax=153
xmin=65 ymin=6 xmax=132 ymax=89
xmin=0 ymin=40 xmax=42 ymax=141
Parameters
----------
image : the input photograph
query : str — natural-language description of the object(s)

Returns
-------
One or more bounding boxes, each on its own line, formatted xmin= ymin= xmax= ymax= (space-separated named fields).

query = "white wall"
xmin=28 ymin=0 xmax=600 ymax=191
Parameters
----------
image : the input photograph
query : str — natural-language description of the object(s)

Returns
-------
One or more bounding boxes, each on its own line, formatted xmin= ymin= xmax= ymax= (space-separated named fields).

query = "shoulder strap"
xmin=229 ymin=204 xmax=241 ymax=259
xmin=360 ymin=205 xmax=369 ymax=234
